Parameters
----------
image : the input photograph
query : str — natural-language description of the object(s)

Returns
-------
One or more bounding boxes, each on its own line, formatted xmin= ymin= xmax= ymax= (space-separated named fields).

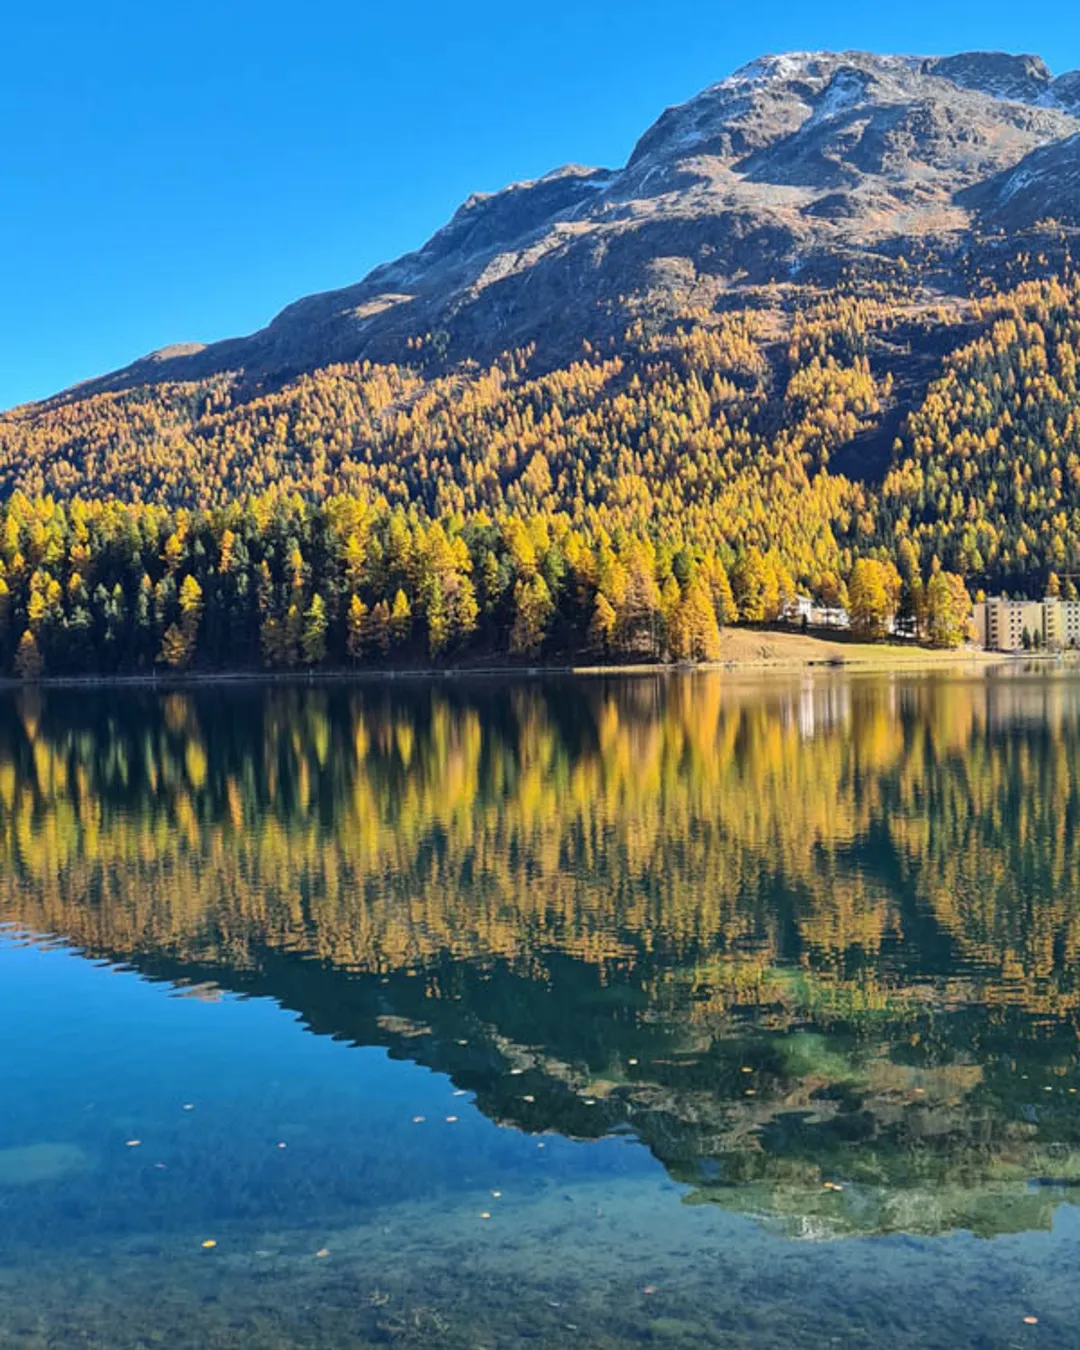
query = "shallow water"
xmin=1 ymin=671 xmax=1079 ymax=1346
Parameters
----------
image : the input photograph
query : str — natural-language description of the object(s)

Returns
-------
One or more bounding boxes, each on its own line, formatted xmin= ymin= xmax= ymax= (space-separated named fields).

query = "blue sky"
xmin=2 ymin=1 xmax=1079 ymax=409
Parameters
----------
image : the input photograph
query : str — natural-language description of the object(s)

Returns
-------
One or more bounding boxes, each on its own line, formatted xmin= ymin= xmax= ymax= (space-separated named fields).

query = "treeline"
xmin=3 ymin=278 xmax=1077 ymax=595
xmin=0 ymin=493 xmax=972 ymax=678
xmin=0 ymin=309 xmax=871 ymax=588
xmin=4 ymin=271 xmax=1080 ymax=667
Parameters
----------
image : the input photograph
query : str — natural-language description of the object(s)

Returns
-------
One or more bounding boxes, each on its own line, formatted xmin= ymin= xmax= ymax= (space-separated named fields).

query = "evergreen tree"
xmin=302 ymin=594 xmax=328 ymax=665
xmin=14 ymin=630 xmax=43 ymax=680
xmin=926 ymin=572 xmax=973 ymax=649
xmin=389 ymin=590 xmax=412 ymax=646
xmin=346 ymin=594 xmax=368 ymax=662
xmin=510 ymin=575 xmax=554 ymax=656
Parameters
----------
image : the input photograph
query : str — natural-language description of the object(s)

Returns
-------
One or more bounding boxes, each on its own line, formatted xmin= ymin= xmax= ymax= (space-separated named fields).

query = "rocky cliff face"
xmin=33 ymin=50 xmax=1080 ymax=401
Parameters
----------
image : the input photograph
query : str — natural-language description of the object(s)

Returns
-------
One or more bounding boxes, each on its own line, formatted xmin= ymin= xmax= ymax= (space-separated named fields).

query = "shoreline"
xmin=0 ymin=634 xmax=1058 ymax=692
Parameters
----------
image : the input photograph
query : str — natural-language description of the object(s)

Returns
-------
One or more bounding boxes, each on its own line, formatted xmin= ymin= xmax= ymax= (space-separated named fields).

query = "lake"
xmin=1 ymin=670 xmax=1078 ymax=1348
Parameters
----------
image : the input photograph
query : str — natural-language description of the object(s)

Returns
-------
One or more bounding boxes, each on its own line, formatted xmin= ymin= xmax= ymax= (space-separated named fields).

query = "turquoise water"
xmin=1 ymin=673 xmax=1079 ymax=1346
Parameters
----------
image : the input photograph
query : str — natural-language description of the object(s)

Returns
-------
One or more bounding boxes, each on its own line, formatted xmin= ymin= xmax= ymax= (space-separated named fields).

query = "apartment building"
xmin=1043 ymin=596 xmax=1080 ymax=648
xmin=974 ymin=595 xmax=1080 ymax=651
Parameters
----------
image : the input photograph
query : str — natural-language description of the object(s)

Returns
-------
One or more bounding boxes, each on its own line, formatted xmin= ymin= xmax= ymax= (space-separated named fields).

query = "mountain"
xmin=36 ymin=48 xmax=1080 ymax=396
xmin=2 ymin=48 xmax=1080 ymax=647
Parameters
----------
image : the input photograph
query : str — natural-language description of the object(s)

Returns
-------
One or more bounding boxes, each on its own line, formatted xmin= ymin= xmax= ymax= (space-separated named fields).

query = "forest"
xmin=0 ymin=491 xmax=977 ymax=677
xmin=0 ymin=272 xmax=1078 ymax=675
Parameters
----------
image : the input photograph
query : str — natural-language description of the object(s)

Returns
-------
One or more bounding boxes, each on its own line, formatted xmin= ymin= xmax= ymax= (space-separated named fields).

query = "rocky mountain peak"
xmin=626 ymin=49 xmax=1078 ymax=173
xmin=923 ymin=51 xmax=1054 ymax=102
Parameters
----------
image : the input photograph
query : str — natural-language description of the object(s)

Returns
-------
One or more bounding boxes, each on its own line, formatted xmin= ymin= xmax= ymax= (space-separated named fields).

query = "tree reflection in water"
xmin=3 ymin=670 xmax=1080 ymax=1239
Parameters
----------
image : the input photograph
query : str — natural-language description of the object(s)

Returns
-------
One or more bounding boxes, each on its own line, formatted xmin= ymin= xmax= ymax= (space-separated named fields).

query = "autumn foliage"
xmin=5 ymin=272 xmax=1077 ymax=672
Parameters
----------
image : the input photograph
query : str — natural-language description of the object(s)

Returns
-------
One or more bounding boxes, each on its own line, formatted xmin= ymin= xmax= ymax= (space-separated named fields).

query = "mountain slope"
xmin=27 ymin=48 xmax=1080 ymax=400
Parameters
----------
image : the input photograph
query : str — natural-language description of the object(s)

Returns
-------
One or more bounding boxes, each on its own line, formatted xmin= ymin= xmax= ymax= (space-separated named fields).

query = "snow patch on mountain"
xmin=806 ymin=69 xmax=872 ymax=126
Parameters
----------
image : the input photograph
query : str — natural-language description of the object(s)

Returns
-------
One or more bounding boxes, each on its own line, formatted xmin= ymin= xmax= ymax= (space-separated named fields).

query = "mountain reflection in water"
xmin=3 ymin=670 xmax=1080 ymax=1242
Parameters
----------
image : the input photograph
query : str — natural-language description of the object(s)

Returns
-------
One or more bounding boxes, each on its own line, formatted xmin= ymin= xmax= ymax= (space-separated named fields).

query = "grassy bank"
xmin=0 ymin=629 xmax=1021 ymax=690
xmin=699 ymin=629 xmax=1000 ymax=669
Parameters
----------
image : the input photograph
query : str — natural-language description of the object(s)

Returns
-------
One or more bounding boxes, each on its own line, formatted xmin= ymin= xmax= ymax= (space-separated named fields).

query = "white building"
xmin=809 ymin=604 xmax=851 ymax=630
xmin=783 ymin=594 xmax=850 ymax=629
xmin=785 ymin=594 xmax=814 ymax=623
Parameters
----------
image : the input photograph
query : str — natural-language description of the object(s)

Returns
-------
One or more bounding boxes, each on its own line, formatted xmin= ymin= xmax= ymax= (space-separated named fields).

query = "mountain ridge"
xmin=20 ymin=47 xmax=1080 ymax=409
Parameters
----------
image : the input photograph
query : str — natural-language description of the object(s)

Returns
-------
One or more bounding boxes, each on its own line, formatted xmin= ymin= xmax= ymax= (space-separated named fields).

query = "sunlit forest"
xmin=1 ymin=274 xmax=1080 ymax=672
xmin=0 ymin=479 xmax=975 ymax=677
xmin=2 ymin=675 xmax=1079 ymax=1235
